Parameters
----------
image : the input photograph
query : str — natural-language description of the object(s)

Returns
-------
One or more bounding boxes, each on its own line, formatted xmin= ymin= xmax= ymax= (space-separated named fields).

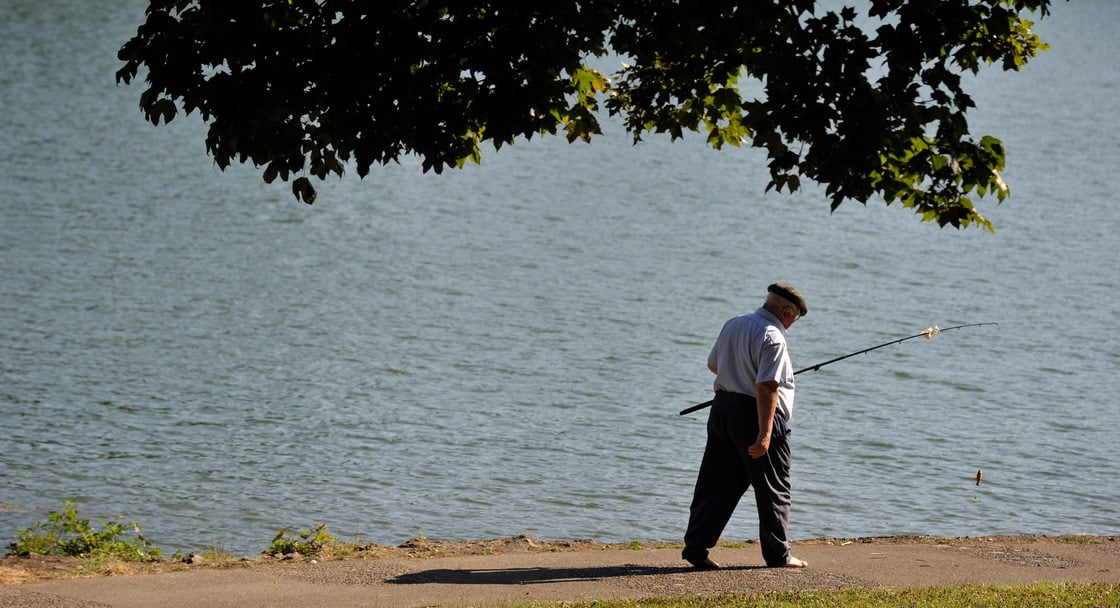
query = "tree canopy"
xmin=116 ymin=0 xmax=1054 ymax=230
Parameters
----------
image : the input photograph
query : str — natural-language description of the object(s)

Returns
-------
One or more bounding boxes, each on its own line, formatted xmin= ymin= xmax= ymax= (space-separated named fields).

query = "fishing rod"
xmin=678 ymin=323 xmax=998 ymax=416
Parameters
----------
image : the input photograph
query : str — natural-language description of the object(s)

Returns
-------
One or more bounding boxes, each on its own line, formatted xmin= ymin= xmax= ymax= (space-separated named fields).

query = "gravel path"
xmin=1 ymin=536 xmax=1117 ymax=607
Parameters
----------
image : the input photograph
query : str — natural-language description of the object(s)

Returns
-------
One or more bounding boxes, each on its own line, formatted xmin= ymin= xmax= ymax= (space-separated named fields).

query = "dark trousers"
xmin=682 ymin=390 xmax=792 ymax=567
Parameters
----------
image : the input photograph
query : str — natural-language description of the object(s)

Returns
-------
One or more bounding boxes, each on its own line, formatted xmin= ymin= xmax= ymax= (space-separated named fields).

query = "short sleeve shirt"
xmin=707 ymin=307 xmax=797 ymax=420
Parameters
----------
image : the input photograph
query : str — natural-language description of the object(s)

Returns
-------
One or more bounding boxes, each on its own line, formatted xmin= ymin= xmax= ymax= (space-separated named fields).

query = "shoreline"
xmin=2 ymin=532 xmax=1114 ymax=584
xmin=2 ymin=534 xmax=1117 ymax=608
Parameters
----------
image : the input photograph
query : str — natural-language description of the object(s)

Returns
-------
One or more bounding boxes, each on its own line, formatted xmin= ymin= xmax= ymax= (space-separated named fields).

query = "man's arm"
xmin=750 ymin=380 xmax=780 ymax=458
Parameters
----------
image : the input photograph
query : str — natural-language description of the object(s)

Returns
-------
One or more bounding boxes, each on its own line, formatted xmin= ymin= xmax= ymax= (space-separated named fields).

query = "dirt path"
xmin=2 ymin=536 xmax=1117 ymax=607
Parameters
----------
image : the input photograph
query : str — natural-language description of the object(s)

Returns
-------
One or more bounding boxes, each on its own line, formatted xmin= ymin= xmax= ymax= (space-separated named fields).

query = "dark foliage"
xmin=117 ymin=0 xmax=1053 ymax=229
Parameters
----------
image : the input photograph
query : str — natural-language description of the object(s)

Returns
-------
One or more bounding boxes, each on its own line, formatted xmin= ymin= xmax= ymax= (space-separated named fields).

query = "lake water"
xmin=1 ymin=1 xmax=1117 ymax=556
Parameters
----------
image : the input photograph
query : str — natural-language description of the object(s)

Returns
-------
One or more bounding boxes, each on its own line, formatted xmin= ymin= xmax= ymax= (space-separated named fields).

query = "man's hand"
xmin=753 ymin=380 xmax=780 ymax=458
xmin=748 ymin=434 xmax=771 ymax=458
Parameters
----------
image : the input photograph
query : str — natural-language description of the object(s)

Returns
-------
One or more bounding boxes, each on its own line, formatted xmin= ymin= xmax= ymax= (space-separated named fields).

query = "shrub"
xmin=7 ymin=500 xmax=161 ymax=561
xmin=267 ymin=524 xmax=335 ymax=556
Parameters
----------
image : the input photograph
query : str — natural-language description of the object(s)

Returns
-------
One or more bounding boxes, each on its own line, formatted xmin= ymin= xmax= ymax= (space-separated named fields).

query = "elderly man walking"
xmin=682 ymin=283 xmax=810 ymax=570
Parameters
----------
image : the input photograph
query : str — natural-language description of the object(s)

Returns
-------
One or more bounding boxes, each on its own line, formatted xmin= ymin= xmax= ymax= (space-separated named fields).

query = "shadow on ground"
xmin=387 ymin=564 xmax=766 ymax=586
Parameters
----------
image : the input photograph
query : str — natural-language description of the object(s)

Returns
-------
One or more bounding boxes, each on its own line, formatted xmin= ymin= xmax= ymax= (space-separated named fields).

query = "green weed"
xmin=266 ymin=524 xmax=336 ymax=556
xmin=6 ymin=500 xmax=161 ymax=561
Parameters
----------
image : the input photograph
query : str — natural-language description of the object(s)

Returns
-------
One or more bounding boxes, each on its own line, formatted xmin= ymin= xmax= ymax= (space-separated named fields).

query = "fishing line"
xmin=678 ymin=322 xmax=998 ymax=416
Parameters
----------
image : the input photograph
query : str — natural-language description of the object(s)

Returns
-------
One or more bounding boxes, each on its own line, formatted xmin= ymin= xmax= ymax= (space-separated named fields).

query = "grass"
xmin=509 ymin=583 xmax=1120 ymax=607
xmin=196 ymin=541 xmax=239 ymax=563
xmin=1057 ymin=535 xmax=1108 ymax=546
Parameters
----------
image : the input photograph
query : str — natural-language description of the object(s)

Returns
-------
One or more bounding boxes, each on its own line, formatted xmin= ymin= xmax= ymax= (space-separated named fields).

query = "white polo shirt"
xmin=707 ymin=307 xmax=797 ymax=421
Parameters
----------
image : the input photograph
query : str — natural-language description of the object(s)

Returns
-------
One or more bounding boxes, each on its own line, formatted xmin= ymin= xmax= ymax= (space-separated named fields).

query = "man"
xmin=682 ymin=282 xmax=809 ymax=569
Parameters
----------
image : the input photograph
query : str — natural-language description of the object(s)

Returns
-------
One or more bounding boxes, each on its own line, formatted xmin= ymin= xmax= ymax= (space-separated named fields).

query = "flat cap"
xmin=768 ymin=282 xmax=808 ymax=316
